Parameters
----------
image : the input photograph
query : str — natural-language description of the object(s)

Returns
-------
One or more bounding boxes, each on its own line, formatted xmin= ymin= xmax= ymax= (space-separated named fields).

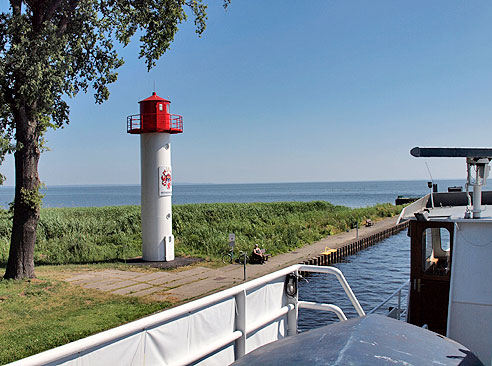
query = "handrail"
xmin=299 ymin=265 xmax=366 ymax=316
xmin=246 ymin=304 xmax=295 ymax=335
xmin=367 ymin=279 xmax=410 ymax=320
xmin=298 ymin=301 xmax=347 ymax=321
xmin=173 ymin=331 xmax=243 ymax=366
xmin=8 ymin=264 xmax=364 ymax=366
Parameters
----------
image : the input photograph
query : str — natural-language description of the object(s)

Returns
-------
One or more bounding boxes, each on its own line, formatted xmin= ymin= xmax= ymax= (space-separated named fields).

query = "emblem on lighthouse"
xmin=158 ymin=166 xmax=172 ymax=196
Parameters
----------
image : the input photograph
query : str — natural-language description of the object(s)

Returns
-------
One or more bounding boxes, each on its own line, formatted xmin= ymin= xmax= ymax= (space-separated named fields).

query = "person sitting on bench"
xmin=251 ymin=244 xmax=265 ymax=264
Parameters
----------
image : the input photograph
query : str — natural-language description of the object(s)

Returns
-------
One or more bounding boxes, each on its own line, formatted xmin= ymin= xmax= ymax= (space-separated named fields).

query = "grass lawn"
xmin=0 ymin=265 xmax=171 ymax=365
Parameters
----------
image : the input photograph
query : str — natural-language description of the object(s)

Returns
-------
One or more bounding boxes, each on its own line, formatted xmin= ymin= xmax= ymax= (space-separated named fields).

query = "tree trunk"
xmin=3 ymin=107 xmax=41 ymax=280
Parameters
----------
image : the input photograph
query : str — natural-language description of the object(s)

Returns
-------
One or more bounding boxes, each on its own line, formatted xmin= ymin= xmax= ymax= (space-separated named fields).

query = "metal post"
xmin=472 ymin=163 xmax=485 ymax=219
xmin=397 ymin=288 xmax=401 ymax=320
xmin=243 ymin=253 xmax=247 ymax=281
xmin=286 ymin=270 xmax=299 ymax=336
xmin=356 ymin=222 xmax=359 ymax=239
xmin=234 ymin=290 xmax=246 ymax=359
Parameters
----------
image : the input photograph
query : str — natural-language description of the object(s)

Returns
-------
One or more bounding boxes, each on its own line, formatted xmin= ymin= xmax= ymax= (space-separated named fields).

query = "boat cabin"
xmin=399 ymin=147 xmax=492 ymax=365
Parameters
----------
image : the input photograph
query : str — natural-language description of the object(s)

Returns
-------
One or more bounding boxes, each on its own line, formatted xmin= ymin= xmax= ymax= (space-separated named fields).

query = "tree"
xmin=1 ymin=0 xmax=230 ymax=280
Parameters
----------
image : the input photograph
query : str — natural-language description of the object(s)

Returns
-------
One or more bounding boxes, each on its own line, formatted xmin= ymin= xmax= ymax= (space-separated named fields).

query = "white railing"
xmin=367 ymin=279 xmax=410 ymax=320
xmin=297 ymin=265 xmax=366 ymax=319
xmin=297 ymin=301 xmax=348 ymax=321
xmin=8 ymin=264 xmax=365 ymax=366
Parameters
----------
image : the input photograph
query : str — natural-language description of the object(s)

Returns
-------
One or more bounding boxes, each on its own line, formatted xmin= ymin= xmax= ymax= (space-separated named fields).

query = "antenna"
xmin=153 ymin=80 xmax=156 ymax=93
xmin=411 ymin=147 xmax=492 ymax=219
xmin=425 ymin=162 xmax=434 ymax=182
xmin=425 ymin=162 xmax=435 ymax=208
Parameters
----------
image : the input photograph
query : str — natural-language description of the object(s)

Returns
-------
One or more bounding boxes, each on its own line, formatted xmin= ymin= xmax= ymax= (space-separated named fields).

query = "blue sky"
xmin=3 ymin=0 xmax=492 ymax=185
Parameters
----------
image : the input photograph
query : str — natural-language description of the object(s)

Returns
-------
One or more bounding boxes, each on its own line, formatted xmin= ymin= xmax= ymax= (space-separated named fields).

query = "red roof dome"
xmin=139 ymin=92 xmax=170 ymax=104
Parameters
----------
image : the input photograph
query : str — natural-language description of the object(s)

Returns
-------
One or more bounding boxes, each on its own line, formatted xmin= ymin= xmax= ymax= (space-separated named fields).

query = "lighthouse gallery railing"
xmin=127 ymin=113 xmax=183 ymax=133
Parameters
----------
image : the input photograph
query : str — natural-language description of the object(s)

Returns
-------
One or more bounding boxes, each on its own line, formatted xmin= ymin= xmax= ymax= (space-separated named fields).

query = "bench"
xmin=260 ymin=249 xmax=271 ymax=261
xmin=321 ymin=247 xmax=337 ymax=255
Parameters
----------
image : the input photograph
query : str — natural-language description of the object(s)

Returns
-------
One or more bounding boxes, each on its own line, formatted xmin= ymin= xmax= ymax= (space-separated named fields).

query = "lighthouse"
xmin=127 ymin=92 xmax=183 ymax=261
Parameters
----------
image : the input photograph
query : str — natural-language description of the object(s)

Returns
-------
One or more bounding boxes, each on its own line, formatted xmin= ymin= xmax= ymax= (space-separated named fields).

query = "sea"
xmin=0 ymin=179 xmax=472 ymax=209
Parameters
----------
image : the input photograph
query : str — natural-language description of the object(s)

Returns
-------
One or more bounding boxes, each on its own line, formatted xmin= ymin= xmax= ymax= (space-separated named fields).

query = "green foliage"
xmin=36 ymin=206 xmax=142 ymax=264
xmin=173 ymin=201 xmax=401 ymax=259
xmin=0 ymin=277 xmax=168 ymax=364
xmin=0 ymin=202 xmax=402 ymax=264
xmin=19 ymin=186 xmax=45 ymax=210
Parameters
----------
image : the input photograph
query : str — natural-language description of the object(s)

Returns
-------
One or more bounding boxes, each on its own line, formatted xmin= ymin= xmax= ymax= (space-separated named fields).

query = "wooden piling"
xmin=305 ymin=220 xmax=409 ymax=268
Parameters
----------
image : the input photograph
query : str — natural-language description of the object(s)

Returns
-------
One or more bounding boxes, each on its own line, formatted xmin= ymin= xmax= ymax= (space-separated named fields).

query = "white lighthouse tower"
xmin=127 ymin=92 xmax=183 ymax=261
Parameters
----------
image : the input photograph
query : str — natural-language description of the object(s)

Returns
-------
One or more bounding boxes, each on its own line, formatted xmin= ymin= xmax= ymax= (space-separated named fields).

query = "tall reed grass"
xmin=0 ymin=202 xmax=401 ymax=264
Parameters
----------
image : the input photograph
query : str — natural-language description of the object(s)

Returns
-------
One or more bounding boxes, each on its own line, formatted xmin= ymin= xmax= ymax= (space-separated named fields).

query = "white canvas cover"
xmin=245 ymin=277 xmax=288 ymax=354
xmin=10 ymin=272 xmax=293 ymax=366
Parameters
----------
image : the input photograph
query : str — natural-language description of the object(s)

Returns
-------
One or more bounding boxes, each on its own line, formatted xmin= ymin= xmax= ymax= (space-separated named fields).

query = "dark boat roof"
xmin=398 ymin=191 xmax=492 ymax=222
xmin=428 ymin=191 xmax=492 ymax=207
xmin=410 ymin=147 xmax=492 ymax=158
xmin=231 ymin=315 xmax=483 ymax=366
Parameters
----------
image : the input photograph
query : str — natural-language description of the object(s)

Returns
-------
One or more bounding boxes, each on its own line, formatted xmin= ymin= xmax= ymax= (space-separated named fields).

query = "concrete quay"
xmin=65 ymin=216 xmax=407 ymax=305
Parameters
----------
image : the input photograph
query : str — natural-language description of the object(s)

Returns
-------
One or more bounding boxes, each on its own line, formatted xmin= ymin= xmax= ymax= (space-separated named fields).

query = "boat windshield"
xmin=422 ymin=227 xmax=451 ymax=274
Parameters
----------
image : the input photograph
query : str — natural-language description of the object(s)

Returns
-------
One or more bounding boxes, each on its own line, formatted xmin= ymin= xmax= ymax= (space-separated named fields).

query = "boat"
xmin=395 ymin=194 xmax=420 ymax=205
xmin=8 ymin=147 xmax=491 ymax=366
xmin=399 ymin=147 xmax=492 ymax=364
xmin=233 ymin=147 xmax=492 ymax=366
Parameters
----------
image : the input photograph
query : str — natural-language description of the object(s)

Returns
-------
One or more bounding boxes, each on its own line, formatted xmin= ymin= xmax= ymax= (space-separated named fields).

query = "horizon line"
xmin=0 ymin=178 xmax=467 ymax=188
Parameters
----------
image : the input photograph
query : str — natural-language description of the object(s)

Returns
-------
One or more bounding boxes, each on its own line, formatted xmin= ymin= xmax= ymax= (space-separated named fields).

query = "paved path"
xmin=65 ymin=216 xmax=399 ymax=304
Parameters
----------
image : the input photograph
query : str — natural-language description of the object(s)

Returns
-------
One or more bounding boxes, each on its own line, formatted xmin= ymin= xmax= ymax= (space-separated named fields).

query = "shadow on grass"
xmin=0 ymin=256 xmax=204 ymax=270
xmin=0 ymin=258 xmax=126 ymax=267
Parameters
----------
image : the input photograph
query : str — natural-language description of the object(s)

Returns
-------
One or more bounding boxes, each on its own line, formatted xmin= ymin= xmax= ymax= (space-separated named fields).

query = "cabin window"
xmin=422 ymin=228 xmax=451 ymax=274
xmin=159 ymin=104 xmax=163 ymax=111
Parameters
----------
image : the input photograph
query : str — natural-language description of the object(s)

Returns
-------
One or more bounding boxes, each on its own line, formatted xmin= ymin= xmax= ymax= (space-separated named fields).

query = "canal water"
xmin=297 ymin=230 xmax=410 ymax=332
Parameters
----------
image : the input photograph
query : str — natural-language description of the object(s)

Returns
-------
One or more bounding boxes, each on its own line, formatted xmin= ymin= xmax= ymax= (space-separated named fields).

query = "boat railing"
xmin=296 ymin=264 xmax=366 ymax=321
xmin=9 ymin=264 xmax=366 ymax=366
xmin=367 ymin=279 xmax=410 ymax=320
xmin=297 ymin=301 xmax=348 ymax=321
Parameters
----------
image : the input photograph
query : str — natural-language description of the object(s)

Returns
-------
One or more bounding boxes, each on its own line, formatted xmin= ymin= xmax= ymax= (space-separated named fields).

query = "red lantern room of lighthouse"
xmin=127 ymin=92 xmax=183 ymax=134
xmin=127 ymin=92 xmax=183 ymax=262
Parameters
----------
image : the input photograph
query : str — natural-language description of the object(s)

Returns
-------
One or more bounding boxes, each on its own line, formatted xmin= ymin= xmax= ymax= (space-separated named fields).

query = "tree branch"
xmin=57 ymin=0 xmax=79 ymax=36
xmin=3 ymin=87 xmax=14 ymax=105
xmin=43 ymin=0 xmax=64 ymax=22
xmin=10 ymin=0 xmax=22 ymax=16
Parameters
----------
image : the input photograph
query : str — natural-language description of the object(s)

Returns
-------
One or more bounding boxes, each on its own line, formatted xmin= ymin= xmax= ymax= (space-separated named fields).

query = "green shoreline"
xmin=0 ymin=201 xmax=402 ymax=265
